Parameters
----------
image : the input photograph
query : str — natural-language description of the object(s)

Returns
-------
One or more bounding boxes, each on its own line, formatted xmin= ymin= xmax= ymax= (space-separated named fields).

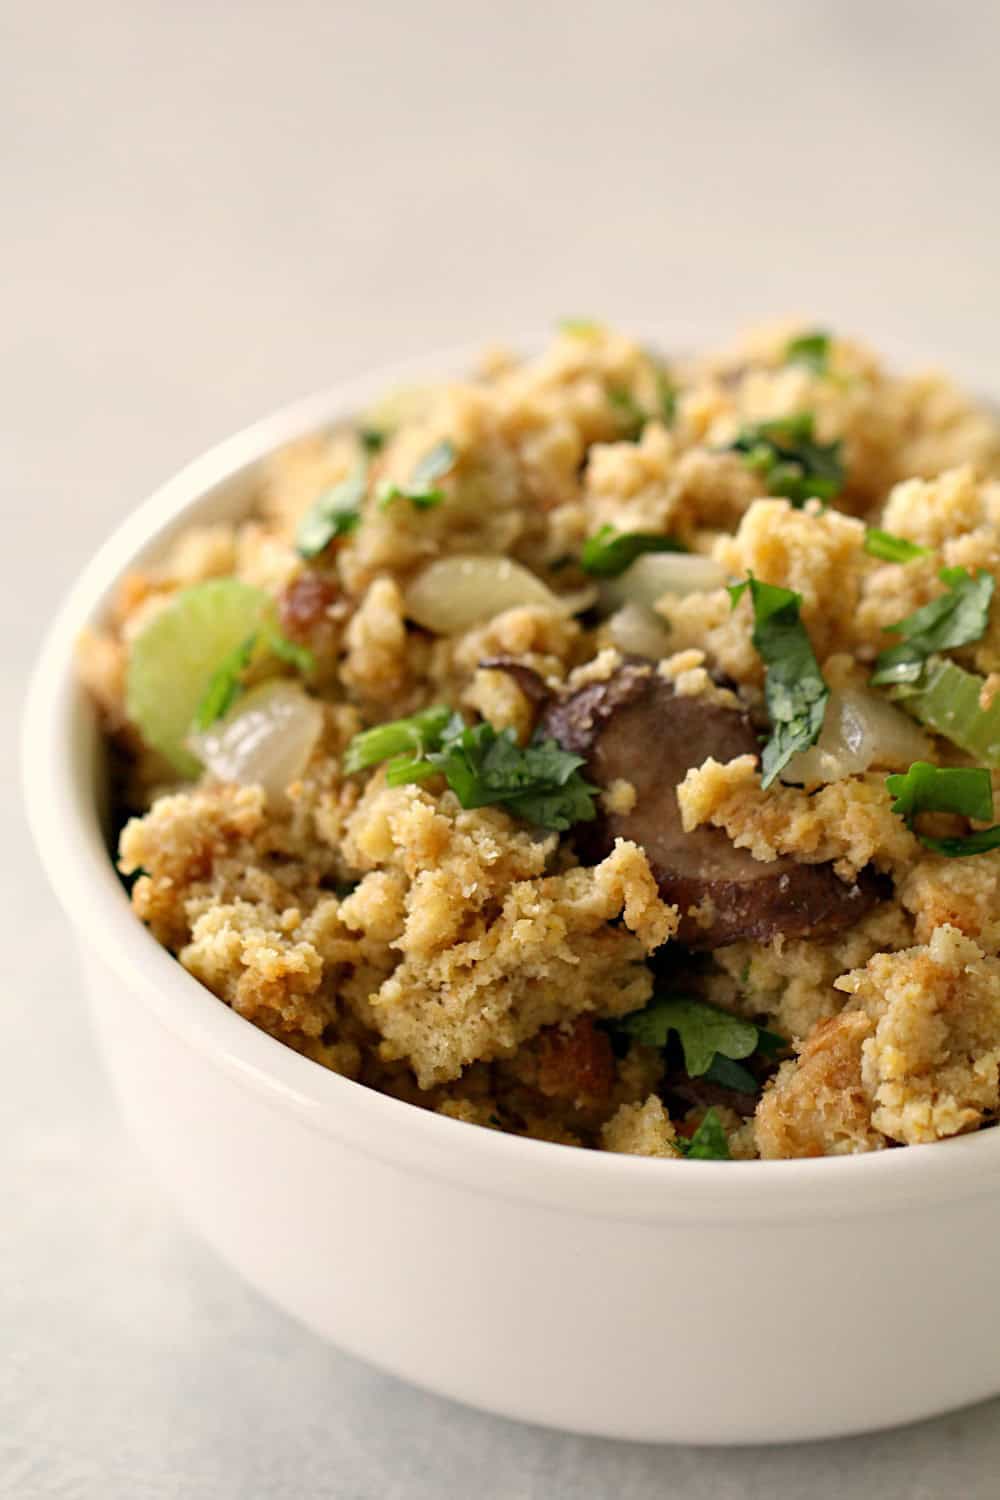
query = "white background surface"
xmin=6 ymin=1 xmax=1000 ymax=1493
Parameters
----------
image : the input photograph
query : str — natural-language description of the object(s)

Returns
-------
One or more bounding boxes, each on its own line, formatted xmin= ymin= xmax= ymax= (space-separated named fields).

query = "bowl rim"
xmin=22 ymin=335 xmax=1000 ymax=1224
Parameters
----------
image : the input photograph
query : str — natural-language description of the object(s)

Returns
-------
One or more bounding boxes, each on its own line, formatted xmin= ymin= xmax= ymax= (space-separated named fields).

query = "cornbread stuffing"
xmin=82 ymin=320 xmax=1000 ymax=1159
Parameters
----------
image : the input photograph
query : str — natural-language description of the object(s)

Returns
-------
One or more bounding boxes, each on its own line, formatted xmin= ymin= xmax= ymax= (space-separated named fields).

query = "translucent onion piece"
xmin=600 ymin=552 xmax=727 ymax=612
xmin=404 ymin=555 xmax=595 ymax=635
xmin=189 ymin=680 xmax=324 ymax=800
xmin=781 ymin=687 xmax=932 ymax=787
xmin=608 ymin=602 xmax=673 ymax=660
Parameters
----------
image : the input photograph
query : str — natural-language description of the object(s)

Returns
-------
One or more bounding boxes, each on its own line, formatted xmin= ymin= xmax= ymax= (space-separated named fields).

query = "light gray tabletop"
xmin=6 ymin=2 xmax=1000 ymax=1494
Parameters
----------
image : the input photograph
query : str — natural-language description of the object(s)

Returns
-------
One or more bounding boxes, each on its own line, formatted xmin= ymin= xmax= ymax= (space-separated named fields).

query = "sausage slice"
xmin=542 ymin=664 xmax=885 ymax=948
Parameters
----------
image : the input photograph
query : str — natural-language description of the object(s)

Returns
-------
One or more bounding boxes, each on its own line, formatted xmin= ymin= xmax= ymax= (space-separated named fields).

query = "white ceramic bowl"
xmin=23 ymin=349 xmax=1000 ymax=1446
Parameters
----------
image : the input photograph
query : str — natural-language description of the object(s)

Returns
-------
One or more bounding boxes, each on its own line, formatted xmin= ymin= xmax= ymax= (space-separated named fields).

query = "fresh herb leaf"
xmin=377 ymin=438 xmax=455 ymax=510
xmin=618 ymin=996 xmax=758 ymax=1077
xmin=871 ymin=566 xmax=995 ymax=687
xmin=676 ymin=1108 xmax=730 ymax=1160
xmin=296 ymin=462 xmax=367 ymax=559
xmin=265 ymin=628 xmax=315 ymax=676
xmin=608 ymin=386 xmax=646 ymax=440
xmin=886 ymin=761 xmax=994 ymax=823
xmin=358 ymin=426 xmax=387 ymax=454
xmin=343 ymin=705 xmax=454 ymax=775
xmin=864 ymin=528 xmax=930 ymax=564
xmin=729 ymin=575 xmax=829 ymax=788
xmin=728 ymin=411 xmax=844 ymax=506
xmin=191 ymin=620 xmax=315 ymax=732
xmin=755 ymin=1027 xmax=787 ymax=1057
xmin=655 ymin=368 xmax=677 ymax=426
xmin=886 ymin=760 xmax=1000 ymax=856
xmin=702 ymin=1054 xmax=758 ymax=1093
xmin=918 ymin=826 xmax=1000 ymax=856
xmin=344 ymin=711 xmax=599 ymax=831
xmin=784 ymin=330 xmax=830 ymax=375
xmin=559 ymin=318 xmax=602 ymax=336
xmin=193 ymin=634 xmax=258 ymax=731
xmin=580 ymin=525 xmax=686 ymax=578
xmin=391 ymin=721 xmax=598 ymax=831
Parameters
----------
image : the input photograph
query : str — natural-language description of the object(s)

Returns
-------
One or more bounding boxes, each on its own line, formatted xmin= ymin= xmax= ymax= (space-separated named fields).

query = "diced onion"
xmin=599 ymin=552 xmax=727 ymax=612
xmin=404 ymin=555 xmax=595 ymax=635
xmin=608 ymin=602 xmax=673 ymax=660
xmin=189 ymin=680 xmax=324 ymax=800
xmin=781 ymin=687 xmax=932 ymax=787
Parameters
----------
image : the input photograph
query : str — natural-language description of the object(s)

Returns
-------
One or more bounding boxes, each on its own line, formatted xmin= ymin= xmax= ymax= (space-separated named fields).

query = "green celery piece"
xmin=125 ymin=580 xmax=275 ymax=776
xmin=894 ymin=656 xmax=1000 ymax=766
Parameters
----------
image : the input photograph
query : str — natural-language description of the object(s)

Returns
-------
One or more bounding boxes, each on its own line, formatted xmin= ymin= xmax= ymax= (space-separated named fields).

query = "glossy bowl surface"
xmin=23 ymin=345 xmax=1000 ymax=1443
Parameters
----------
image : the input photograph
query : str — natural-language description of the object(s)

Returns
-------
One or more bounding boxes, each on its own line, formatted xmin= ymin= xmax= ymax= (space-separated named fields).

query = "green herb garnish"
xmin=886 ymin=761 xmax=1000 ymax=857
xmin=655 ymin=368 xmax=677 ymax=426
xmin=358 ymin=427 xmax=387 ymax=454
xmin=343 ymin=705 xmax=454 ymax=775
xmin=608 ymin=386 xmax=646 ymax=440
xmin=266 ymin=630 xmax=316 ymax=676
xmin=193 ymin=634 xmax=258 ymax=731
xmin=676 ymin=1108 xmax=730 ymax=1160
xmin=377 ymin=439 xmax=455 ymax=511
xmin=192 ymin=622 xmax=315 ymax=732
xmin=729 ymin=575 xmax=829 ymax=788
xmin=344 ymin=710 xmax=598 ymax=831
xmin=619 ymin=995 xmax=758 ymax=1076
xmin=728 ymin=411 xmax=844 ymax=506
xmin=580 ymin=525 xmax=686 ymax=578
xmin=864 ymin=528 xmax=930 ymax=564
xmin=871 ymin=566 xmax=994 ymax=687
xmin=784 ymin=330 xmax=830 ymax=375
xmin=296 ymin=462 xmax=367 ymax=559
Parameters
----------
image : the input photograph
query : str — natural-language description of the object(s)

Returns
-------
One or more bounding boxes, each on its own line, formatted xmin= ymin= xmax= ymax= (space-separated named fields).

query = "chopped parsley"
xmin=863 ymin=528 xmax=930 ymax=564
xmin=192 ymin=625 xmax=315 ymax=731
xmin=296 ymin=462 xmax=367 ymax=559
xmin=193 ymin=634 xmax=258 ymax=731
xmin=676 ymin=1108 xmax=730 ymax=1161
xmin=784 ymin=330 xmax=830 ymax=375
xmin=886 ymin=761 xmax=1000 ymax=857
xmin=728 ymin=411 xmax=844 ymax=506
xmin=616 ymin=994 xmax=784 ymax=1097
xmin=580 ymin=525 xmax=686 ymax=578
xmin=344 ymin=710 xmax=598 ymax=831
xmin=608 ymin=386 xmax=646 ymax=440
xmin=266 ymin=630 xmax=316 ymax=676
xmin=343 ymin=705 xmax=453 ymax=775
xmin=358 ymin=426 xmax=387 ymax=454
xmin=729 ymin=575 xmax=829 ymax=788
xmin=871 ymin=566 xmax=995 ymax=687
xmin=655 ymin=368 xmax=677 ymax=426
xmin=377 ymin=439 xmax=455 ymax=511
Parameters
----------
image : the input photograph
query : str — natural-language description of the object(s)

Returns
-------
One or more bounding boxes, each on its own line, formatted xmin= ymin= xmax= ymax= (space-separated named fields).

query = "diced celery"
xmin=893 ymin=656 xmax=1000 ymax=766
xmin=125 ymin=580 xmax=274 ymax=776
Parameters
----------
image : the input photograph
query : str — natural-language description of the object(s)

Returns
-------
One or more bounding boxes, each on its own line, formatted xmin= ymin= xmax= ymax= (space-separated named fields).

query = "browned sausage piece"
xmin=542 ymin=664 xmax=885 ymax=948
